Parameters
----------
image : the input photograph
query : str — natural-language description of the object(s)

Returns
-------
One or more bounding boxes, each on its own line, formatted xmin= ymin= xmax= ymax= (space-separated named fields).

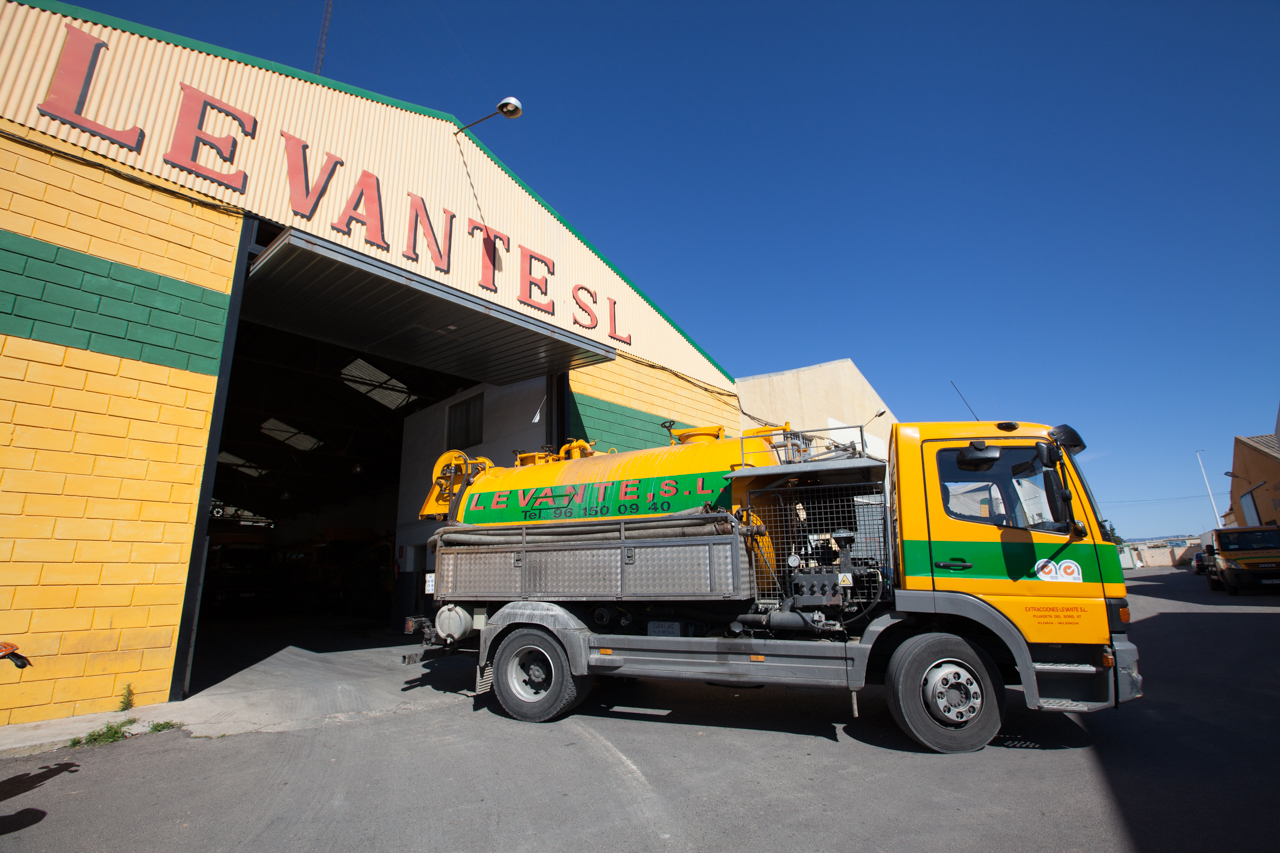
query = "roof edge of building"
xmin=19 ymin=1 xmax=735 ymax=385
xmin=1238 ymin=433 xmax=1280 ymax=461
xmin=736 ymin=358 xmax=857 ymax=383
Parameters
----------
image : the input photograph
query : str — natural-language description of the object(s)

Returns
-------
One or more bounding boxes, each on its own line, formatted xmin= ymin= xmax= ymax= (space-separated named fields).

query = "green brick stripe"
xmin=566 ymin=392 xmax=692 ymax=454
xmin=0 ymin=230 xmax=229 ymax=375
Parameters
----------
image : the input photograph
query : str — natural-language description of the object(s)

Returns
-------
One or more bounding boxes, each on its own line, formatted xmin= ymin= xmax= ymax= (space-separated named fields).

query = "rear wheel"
xmin=885 ymin=632 xmax=1006 ymax=753
xmin=492 ymin=627 xmax=594 ymax=723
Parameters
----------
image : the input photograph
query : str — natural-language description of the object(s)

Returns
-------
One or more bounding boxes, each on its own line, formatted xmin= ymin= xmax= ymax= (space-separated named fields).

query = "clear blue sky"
xmin=82 ymin=1 xmax=1278 ymax=539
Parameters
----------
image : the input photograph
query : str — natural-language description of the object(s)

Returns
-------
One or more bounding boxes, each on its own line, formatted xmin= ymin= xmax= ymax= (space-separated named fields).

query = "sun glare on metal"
xmin=216 ymin=451 xmax=267 ymax=477
xmin=261 ymin=418 xmax=323 ymax=451
xmin=341 ymin=359 xmax=417 ymax=410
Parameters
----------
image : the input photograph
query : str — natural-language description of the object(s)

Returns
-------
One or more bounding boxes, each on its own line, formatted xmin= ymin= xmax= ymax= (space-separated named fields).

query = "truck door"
xmin=922 ymin=439 xmax=1111 ymax=644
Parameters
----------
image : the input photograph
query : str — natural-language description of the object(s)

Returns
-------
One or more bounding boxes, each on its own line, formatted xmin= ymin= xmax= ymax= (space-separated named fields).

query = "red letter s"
xmin=572 ymin=285 xmax=598 ymax=330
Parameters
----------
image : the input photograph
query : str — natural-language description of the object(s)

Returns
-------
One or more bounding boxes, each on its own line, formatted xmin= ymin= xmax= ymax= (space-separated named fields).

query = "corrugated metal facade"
xmin=0 ymin=1 xmax=734 ymax=390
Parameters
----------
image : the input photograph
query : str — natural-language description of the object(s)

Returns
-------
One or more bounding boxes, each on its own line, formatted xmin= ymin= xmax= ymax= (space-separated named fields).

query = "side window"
xmin=937 ymin=446 xmax=1069 ymax=535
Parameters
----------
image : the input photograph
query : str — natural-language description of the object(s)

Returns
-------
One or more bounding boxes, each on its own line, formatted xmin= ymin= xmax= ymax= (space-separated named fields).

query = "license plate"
xmin=1261 ymin=579 xmax=1280 ymax=585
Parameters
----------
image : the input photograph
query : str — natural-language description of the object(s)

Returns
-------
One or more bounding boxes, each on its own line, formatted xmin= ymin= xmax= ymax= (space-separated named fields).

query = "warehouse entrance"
xmin=178 ymin=222 xmax=614 ymax=696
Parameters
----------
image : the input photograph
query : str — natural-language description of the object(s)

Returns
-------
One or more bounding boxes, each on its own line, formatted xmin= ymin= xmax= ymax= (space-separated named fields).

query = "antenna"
xmin=950 ymin=381 xmax=979 ymax=421
xmin=313 ymin=0 xmax=333 ymax=75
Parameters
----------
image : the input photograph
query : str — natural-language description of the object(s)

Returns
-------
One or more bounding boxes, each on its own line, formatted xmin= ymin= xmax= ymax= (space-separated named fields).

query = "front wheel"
xmin=1208 ymin=573 xmax=1224 ymax=591
xmin=492 ymin=627 xmax=594 ymax=723
xmin=885 ymin=633 xmax=1006 ymax=753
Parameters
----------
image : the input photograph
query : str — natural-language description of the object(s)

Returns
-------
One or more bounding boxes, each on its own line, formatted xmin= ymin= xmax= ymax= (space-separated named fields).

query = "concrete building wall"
xmin=395 ymin=378 xmax=545 ymax=549
xmin=734 ymin=359 xmax=895 ymax=457
xmin=0 ymin=130 xmax=238 ymax=725
xmin=1226 ymin=434 xmax=1280 ymax=529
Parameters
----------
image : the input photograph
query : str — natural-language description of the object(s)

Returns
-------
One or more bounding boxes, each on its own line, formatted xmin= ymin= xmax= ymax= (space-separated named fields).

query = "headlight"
xmin=1224 ymin=559 xmax=1244 ymax=570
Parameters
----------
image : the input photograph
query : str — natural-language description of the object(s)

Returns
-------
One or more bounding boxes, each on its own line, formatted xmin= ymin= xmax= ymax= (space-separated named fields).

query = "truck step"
xmin=1038 ymin=698 xmax=1111 ymax=713
xmin=1033 ymin=662 xmax=1102 ymax=675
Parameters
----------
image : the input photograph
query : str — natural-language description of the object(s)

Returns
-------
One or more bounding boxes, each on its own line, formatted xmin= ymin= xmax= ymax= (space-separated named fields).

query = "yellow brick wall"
xmin=569 ymin=355 xmax=740 ymax=432
xmin=0 ymin=120 xmax=239 ymax=293
xmin=0 ymin=335 xmax=216 ymax=724
xmin=0 ymin=127 xmax=239 ymax=725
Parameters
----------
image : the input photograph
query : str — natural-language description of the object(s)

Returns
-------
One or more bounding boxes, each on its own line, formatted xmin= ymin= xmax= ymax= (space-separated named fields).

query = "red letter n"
xmin=404 ymin=194 xmax=456 ymax=273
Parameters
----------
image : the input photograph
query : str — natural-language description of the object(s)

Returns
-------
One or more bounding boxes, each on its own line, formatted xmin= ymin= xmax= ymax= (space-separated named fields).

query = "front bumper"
xmin=1222 ymin=566 xmax=1280 ymax=588
xmin=1113 ymin=634 xmax=1142 ymax=703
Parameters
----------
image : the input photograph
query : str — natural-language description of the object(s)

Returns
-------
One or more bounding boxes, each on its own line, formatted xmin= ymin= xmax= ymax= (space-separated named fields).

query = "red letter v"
xmin=280 ymin=131 xmax=343 ymax=220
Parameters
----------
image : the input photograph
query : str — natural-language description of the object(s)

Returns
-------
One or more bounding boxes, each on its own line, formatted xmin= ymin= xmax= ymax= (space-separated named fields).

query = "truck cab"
xmin=1204 ymin=527 xmax=1280 ymax=594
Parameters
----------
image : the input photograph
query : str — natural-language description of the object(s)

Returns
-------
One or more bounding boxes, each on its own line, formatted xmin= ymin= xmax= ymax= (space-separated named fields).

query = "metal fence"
xmin=735 ymin=424 xmax=871 ymax=468
xmin=746 ymin=482 xmax=888 ymax=601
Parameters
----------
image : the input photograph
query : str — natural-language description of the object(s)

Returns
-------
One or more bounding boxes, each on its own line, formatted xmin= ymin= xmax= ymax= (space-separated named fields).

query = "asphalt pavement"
xmin=1 ymin=565 xmax=1276 ymax=853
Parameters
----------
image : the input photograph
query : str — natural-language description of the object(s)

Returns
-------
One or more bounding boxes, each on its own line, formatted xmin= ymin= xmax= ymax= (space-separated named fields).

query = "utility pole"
xmin=1196 ymin=450 xmax=1220 ymax=529
xmin=313 ymin=0 xmax=333 ymax=75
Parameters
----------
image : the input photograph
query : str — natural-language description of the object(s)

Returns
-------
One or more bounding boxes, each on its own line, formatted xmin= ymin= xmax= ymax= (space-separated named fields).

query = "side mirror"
xmin=1036 ymin=442 xmax=1061 ymax=467
xmin=957 ymin=441 xmax=1001 ymax=472
xmin=1204 ymin=545 xmax=1216 ymax=557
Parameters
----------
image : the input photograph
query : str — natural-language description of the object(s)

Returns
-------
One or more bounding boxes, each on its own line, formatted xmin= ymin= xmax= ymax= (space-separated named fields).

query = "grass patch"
xmin=68 ymin=718 xmax=137 ymax=748
xmin=148 ymin=720 xmax=183 ymax=733
xmin=118 ymin=683 xmax=134 ymax=712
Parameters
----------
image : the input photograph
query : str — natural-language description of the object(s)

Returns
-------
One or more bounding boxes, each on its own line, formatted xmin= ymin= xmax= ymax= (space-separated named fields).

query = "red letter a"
xmin=331 ymin=170 xmax=390 ymax=250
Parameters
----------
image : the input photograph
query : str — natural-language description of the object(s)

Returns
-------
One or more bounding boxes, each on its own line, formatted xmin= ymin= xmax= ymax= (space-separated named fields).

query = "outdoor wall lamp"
xmin=455 ymin=97 xmax=523 ymax=135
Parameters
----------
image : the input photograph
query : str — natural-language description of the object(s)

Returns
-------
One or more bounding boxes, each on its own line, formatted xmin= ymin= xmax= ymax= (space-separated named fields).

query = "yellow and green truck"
xmin=1203 ymin=527 xmax=1280 ymax=594
xmin=413 ymin=420 xmax=1141 ymax=753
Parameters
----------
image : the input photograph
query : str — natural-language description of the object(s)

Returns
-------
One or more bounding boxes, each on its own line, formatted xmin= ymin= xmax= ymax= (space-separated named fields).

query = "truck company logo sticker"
xmin=1035 ymin=559 xmax=1083 ymax=583
xmin=462 ymin=472 xmax=732 ymax=524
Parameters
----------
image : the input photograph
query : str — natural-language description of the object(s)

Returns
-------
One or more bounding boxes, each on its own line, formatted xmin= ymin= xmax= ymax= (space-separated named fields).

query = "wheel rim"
xmin=921 ymin=658 xmax=983 ymax=727
xmin=506 ymin=644 xmax=556 ymax=703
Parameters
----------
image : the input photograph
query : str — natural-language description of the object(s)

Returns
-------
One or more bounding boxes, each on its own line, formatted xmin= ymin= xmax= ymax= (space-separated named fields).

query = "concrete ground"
xmin=0 ymin=565 xmax=1276 ymax=852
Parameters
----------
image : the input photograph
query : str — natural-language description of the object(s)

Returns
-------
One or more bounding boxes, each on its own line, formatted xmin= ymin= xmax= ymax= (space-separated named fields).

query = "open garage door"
xmin=180 ymin=223 xmax=615 ymax=695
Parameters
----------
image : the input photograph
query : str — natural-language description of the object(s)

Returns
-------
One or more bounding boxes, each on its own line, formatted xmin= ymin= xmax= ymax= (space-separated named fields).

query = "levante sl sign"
xmin=35 ymin=22 xmax=634 ymax=345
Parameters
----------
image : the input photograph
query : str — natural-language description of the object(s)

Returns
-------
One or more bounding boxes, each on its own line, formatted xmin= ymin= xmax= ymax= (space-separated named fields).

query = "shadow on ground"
xmin=189 ymin=615 xmax=414 ymax=695
xmin=1087 ymin=569 xmax=1279 ymax=852
xmin=0 ymin=762 xmax=78 ymax=836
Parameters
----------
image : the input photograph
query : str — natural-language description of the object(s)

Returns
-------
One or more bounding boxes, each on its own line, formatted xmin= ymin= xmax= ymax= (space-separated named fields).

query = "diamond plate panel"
xmin=436 ymin=553 xmax=456 ymax=596
xmin=527 ymin=549 xmax=621 ymax=595
xmin=710 ymin=543 xmax=734 ymax=593
xmin=452 ymin=551 xmax=522 ymax=594
xmin=625 ymin=545 xmax=711 ymax=595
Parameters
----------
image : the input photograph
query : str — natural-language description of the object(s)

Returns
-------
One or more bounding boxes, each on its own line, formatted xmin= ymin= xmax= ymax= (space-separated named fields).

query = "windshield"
xmin=1068 ymin=456 xmax=1112 ymax=542
xmin=937 ymin=446 xmax=1069 ymax=534
xmin=1219 ymin=530 xmax=1280 ymax=551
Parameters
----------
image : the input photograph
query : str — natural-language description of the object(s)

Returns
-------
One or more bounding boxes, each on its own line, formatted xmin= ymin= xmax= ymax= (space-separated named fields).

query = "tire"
xmin=885 ymin=632 xmax=1006 ymax=754
xmin=491 ymin=627 xmax=594 ymax=723
xmin=1208 ymin=573 xmax=1223 ymax=592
